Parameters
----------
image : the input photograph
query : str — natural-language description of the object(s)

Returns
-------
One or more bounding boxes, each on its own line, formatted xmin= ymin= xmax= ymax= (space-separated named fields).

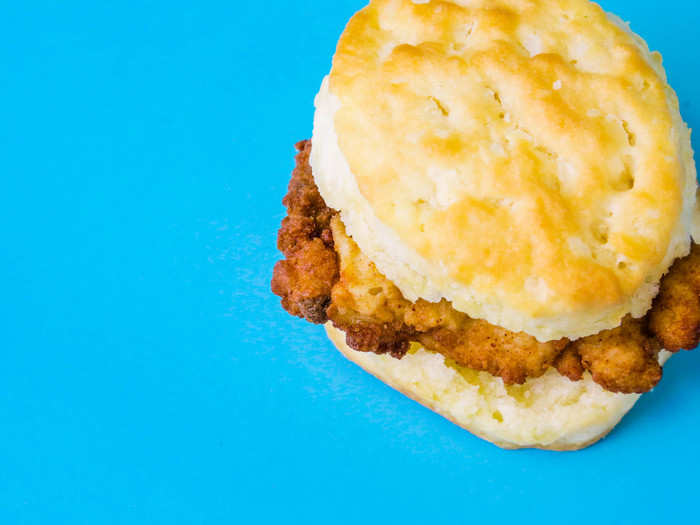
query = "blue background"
xmin=2 ymin=1 xmax=699 ymax=523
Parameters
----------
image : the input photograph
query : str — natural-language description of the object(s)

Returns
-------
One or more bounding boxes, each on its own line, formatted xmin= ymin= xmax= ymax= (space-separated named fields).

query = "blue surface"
xmin=2 ymin=1 xmax=699 ymax=523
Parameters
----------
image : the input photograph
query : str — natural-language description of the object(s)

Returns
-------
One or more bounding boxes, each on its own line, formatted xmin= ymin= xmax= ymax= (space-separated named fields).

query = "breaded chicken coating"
xmin=270 ymin=141 xmax=337 ymax=323
xmin=571 ymin=317 xmax=662 ymax=394
xmin=648 ymin=244 xmax=700 ymax=352
xmin=272 ymin=140 xmax=700 ymax=394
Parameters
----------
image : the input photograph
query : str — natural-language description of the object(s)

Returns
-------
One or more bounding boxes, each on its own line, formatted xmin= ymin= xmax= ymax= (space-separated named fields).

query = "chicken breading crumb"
xmin=554 ymin=347 xmax=585 ymax=382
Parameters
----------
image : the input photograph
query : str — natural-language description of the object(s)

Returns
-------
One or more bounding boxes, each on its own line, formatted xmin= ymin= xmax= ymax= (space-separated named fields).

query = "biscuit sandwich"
xmin=271 ymin=0 xmax=700 ymax=450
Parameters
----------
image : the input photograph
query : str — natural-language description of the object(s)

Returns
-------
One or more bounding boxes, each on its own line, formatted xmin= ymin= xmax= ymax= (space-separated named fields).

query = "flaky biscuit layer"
xmin=312 ymin=0 xmax=697 ymax=341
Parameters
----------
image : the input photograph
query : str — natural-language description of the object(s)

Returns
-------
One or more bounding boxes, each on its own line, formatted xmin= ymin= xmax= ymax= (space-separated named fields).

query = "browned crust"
xmin=649 ymin=243 xmax=700 ymax=352
xmin=270 ymin=141 xmax=337 ymax=323
xmin=416 ymin=322 xmax=568 ymax=386
xmin=272 ymin=140 xmax=699 ymax=394
xmin=571 ymin=317 xmax=662 ymax=394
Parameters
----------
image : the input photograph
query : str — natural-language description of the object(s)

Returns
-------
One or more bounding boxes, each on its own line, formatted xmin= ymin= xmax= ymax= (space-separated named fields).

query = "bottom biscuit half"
xmin=326 ymin=323 xmax=671 ymax=451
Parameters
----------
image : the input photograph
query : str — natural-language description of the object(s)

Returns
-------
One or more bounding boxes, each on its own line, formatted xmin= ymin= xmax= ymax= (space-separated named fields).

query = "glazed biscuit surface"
xmin=312 ymin=0 xmax=697 ymax=341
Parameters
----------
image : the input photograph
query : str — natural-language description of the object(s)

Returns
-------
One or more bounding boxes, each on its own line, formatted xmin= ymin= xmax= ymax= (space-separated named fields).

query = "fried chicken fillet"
xmin=272 ymin=140 xmax=700 ymax=394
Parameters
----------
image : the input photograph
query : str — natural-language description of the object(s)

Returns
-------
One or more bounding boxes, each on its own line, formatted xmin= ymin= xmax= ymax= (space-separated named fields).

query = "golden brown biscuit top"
xmin=313 ymin=0 xmax=696 ymax=341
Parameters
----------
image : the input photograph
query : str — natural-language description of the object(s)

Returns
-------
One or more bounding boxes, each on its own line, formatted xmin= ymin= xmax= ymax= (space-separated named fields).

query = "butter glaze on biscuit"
xmin=311 ymin=0 xmax=697 ymax=342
